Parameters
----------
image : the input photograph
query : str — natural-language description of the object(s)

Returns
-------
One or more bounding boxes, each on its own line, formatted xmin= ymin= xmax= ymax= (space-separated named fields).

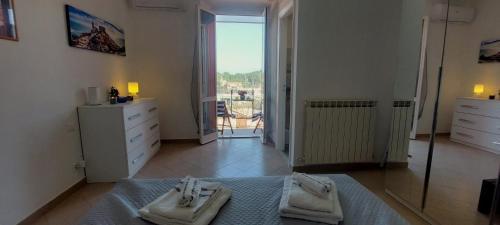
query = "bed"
xmin=79 ymin=174 xmax=410 ymax=225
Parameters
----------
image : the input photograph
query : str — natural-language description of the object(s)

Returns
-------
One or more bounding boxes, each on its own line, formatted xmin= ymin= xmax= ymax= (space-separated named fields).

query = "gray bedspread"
xmin=79 ymin=174 xmax=409 ymax=225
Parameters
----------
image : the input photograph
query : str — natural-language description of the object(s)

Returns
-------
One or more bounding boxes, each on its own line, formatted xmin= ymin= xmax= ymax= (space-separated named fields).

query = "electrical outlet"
xmin=74 ymin=160 xmax=86 ymax=169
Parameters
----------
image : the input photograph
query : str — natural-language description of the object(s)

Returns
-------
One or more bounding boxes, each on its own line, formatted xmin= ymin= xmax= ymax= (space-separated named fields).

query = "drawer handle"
xmin=128 ymin=113 xmax=141 ymax=121
xmin=493 ymin=142 xmax=500 ymax=146
xmin=456 ymin=132 xmax=474 ymax=139
xmin=460 ymin=105 xmax=479 ymax=110
xmin=150 ymin=123 xmax=159 ymax=130
xmin=132 ymin=152 xmax=145 ymax=165
xmin=151 ymin=140 xmax=160 ymax=148
xmin=130 ymin=133 xmax=143 ymax=143
xmin=148 ymin=107 xmax=158 ymax=113
xmin=458 ymin=118 xmax=475 ymax=124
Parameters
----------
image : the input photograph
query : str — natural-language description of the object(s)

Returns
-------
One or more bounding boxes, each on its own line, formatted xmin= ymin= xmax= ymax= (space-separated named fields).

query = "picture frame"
xmin=65 ymin=5 xmax=126 ymax=56
xmin=0 ymin=0 xmax=18 ymax=41
xmin=479 ymin=39 xmax=500 ymax=63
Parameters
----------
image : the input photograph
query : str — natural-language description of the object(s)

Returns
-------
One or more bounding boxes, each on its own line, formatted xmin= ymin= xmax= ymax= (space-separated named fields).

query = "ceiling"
xmin=203 ymin=0 xmax=271 ymax=16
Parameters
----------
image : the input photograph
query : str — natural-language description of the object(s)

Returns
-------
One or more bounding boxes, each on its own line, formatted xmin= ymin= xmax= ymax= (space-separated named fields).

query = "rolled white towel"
xmin=279 ymin=176 xmax=343 ymax=225
xmin=143 ymin=181 xmax=224 ymax=223
xmin=139 ymin=184 xmax=232 ymax=225
xmin=176 ymin=176 xmax=202 ymax=208
xmin=288 ymin=180 xmax=334 ymax=212
xmin=292 ymin=172 xmax=332 ymax=198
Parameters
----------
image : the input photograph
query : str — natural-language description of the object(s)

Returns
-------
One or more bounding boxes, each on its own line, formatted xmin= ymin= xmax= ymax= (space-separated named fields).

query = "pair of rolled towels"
xmin=139 ymin=176 xmax=232 ymax=225
xmin=175 ymin=176 xmax=202 ymax=208
xmin=279 ymin=172 xmax=344 ymax=225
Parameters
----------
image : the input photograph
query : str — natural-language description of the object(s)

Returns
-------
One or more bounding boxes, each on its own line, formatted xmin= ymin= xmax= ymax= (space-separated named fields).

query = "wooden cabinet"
xmin=78 ymin=98 xmax=160 ymax=182
xmin=451 ymin=98 xmax=500 ymax=154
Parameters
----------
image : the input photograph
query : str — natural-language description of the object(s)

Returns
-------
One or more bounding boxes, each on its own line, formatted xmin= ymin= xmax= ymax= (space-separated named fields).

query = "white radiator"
xmin=387 ymin=100 xmax=415 ymax=163
xmin=302 ymin=100 xmax=377 ymax=165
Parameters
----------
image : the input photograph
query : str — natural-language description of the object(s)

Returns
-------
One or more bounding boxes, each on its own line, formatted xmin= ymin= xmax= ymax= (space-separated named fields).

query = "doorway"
xmin=215 ymin=15 xmax=266 ymax=139
xmin=276 ymin=4 xmax=295 ymax=156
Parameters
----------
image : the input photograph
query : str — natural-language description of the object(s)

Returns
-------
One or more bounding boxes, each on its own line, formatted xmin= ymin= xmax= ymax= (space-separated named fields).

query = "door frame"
xmin=198 ymin=6 xmax=218 ymax=144
xmin=261 ymin=8 xmax=268 ymax=143
xmin=276 ymin=1 xmax=296 ymax=152
xmin=410 ymin=16 xmax=430 ymax=140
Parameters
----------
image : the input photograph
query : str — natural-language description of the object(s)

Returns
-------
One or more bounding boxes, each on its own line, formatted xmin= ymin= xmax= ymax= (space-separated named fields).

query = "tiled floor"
xmin=218 ymin=128 xmax=263 ymax=138
xmin=386 ymin=137 xmax=500 ymax=225
xmin=27 ymin=138 xmax=429 ymax=225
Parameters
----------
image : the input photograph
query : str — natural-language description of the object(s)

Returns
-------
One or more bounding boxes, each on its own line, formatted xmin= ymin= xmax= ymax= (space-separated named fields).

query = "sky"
xmin=216 ymin=20 xmax=264 ymax=74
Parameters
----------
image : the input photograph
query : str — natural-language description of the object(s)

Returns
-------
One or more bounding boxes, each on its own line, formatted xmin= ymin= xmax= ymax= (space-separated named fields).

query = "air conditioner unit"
xmin=131 ymin=0 xmax=186 ymax=11
xmin=431 ymin=4 xmax=475 ymax=23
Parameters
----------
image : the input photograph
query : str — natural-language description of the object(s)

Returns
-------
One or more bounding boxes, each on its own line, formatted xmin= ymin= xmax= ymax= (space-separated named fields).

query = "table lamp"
xmin=474 ymin=84 xmax=484 ymax=97
xmin=128 ymin=82 xmax=139 ymax=101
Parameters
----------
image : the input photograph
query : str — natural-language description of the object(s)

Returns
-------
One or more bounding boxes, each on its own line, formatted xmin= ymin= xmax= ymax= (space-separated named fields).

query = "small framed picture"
xmin=0 ymin=0 xmax=18 ymax=41
xmin=479 ymin=39 xmax=500 ymax=63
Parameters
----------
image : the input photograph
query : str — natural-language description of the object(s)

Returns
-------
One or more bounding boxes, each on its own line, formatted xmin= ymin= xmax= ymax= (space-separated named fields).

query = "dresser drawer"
xmin=123 ymin=101 xmax=159 ymax=130
xmin=455 ymin=99 xmax=500 ymax=118
xmin=125 ymin=118 xmax=160 ymax=152
xmin=147 ymin=132 xmax=161 ymax=157
xmin=451 ymin=126 xmax=500 ymax=153
xmin=143 ymin=101 xmax=159 ymax=121
xmin=124 ymin=105 xmax=146 ymax=130
xmin=125 ymin=122 xmax=148 ymax=151
xmin=483 ymin=134 xmax=500 ymax=152
xmin=127 ymin=132 xmax=161 ymax=177
xmin=127 ymin=144 xmax=148 ymax=177
xmin=453 ymin=112 xmax=500 ymax=135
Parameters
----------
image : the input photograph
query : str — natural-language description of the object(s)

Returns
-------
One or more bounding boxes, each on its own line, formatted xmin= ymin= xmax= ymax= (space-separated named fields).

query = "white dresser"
xmin=78 ymin=98 xmax=161 ymax=182
xmin=450 ymin=98 xmax=500 ymax=154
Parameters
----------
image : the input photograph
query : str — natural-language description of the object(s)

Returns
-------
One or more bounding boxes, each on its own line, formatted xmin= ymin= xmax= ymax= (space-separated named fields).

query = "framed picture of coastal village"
xmin=65 ymin=5 xmax=126 ymax=56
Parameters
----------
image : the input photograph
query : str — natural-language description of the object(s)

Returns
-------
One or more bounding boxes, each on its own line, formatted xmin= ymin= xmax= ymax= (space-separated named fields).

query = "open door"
xmin=410 ymin=16 xmax=430 ymax=140
xmin=198 ymin=7 xmax=217 ymax=144
xmin=261 ymin=8 xmax=267 ymax=143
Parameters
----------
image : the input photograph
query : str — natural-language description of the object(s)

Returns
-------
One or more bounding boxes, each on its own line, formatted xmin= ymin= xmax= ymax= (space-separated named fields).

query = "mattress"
xmin=79 ymin=174 xmax=409 ymax=225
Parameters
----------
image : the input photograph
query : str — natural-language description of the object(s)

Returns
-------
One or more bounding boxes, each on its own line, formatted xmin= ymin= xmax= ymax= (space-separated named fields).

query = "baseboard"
xmin=161 ymin=139 xmax=199 ymax=144
xmin=18 ymin=178 xmax=86 ymax=225
xmin=415 ymin=132 xmax=450 ymax=139
xmin=293 ymin=162 xmax=381 ymax=173
xmin=385 ymin=162 xmax=409 ymax=168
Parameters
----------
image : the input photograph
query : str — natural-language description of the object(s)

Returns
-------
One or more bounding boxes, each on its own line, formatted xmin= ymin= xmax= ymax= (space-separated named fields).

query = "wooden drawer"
xmin=451 ymin=126 xmax=500 ymax=153
xmin=123 ymin=101 xmax=159 ymax=130
xmin=78 ymin=98 xmax=160 ymax=182
xmin=455 ymin=98 xmax=500 ymax=118
xmin=125 ymin=118 xmax=160 ymax=152
xmin=124 ymin=104 xmax=147 ymax=130
xmin=147 ymin=132 xmax=161 ymax=157
xmin=143 ymin=101 xmax=159 ymax=121
xmin=127 ymin=144 xmax=148 ymax=177
xmin=453 ymin=112 xmax=500 ymax=135
xmin=127 ymin=132 xmax=161 ymax=177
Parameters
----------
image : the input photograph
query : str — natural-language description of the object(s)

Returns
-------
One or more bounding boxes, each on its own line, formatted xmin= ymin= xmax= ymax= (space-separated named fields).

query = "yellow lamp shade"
xmin=128 ymin=82 xmax=139 ymax=96
xmin=473 ymin=84 xmax=484 ymax=96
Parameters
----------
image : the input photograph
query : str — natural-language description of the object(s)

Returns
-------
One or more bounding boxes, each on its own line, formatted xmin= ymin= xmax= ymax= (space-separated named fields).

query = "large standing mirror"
xmin=387 ymin=0 xmax=500 ymax=225
xmin=423 ymin=0 xmax=500 ymax=224
xmin=385 ymin=0 xmax=447 ymax=213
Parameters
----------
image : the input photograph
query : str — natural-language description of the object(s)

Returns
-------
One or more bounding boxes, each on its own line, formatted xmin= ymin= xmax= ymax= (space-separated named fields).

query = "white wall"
xmin=446 ymin=0 xmax=500 ymax=97
xmin=127 ymin=2 xmax=199 ymax=140
xmin=417 ymin=0 xmax=500 ymax=134
xmin=0 ymin=0 xmax=130 ymax=224
xmin=393 ymin=0 xmax=426 ymax=99
xmin=290 ymin=0 xmax=403 ymax=166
